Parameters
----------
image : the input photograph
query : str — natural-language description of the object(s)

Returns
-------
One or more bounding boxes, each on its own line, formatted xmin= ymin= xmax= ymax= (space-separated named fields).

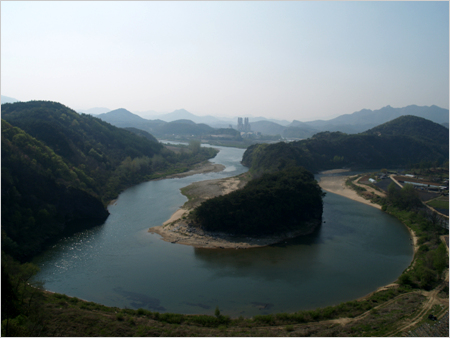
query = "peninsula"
xmin=149 ymin=167 xmax=325 ymax=248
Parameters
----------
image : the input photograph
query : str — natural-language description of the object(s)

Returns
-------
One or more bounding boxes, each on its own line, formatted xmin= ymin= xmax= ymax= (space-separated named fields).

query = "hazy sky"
xmin=1 ymin=1 xmax=449 ymax=121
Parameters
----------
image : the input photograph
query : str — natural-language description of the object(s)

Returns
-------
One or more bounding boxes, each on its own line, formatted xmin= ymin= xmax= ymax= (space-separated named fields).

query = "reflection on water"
xmin=193 ymin=224 xmax=323 ymax=282
xmin=32 ymin=146 xmax=413 ymax=317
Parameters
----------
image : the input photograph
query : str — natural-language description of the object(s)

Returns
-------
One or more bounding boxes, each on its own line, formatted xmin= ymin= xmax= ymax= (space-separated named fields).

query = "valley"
xmin=1 ymin=100 xmax=448 ymax=336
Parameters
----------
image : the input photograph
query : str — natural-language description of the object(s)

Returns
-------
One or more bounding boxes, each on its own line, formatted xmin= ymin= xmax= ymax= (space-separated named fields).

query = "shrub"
xmin=159 ymin=313 xmax=184 ymax=324
xmin=285 ymin=324 xmax=295 ymax=332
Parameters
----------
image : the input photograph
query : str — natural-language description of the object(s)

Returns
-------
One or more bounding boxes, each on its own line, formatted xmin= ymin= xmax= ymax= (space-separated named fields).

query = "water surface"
xmin=33 ymin=146 xmax=413 ymax=317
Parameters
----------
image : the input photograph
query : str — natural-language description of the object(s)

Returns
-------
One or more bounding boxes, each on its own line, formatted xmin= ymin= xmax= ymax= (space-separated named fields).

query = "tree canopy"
xmin=193 ymin=167 xmax=325 ymax=237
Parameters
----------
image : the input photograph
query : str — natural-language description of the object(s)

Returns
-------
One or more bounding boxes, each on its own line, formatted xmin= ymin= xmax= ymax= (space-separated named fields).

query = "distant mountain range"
xmin=97 ymin=108 xmax=218 ymax=138
xmin=243 ymin=115 xmax=449 ymax=174
xmin=90 ymin=104 xmax=449 ymax=139
xmin=77 ymin=107 xmax=111 ymax=115
xmin=1 ymin=95 xmax=19 ymax=104
xmin=300 ymin=104 xmax=449 ymax=132
xmin=251 ymin=105 xmax=449 ymax=138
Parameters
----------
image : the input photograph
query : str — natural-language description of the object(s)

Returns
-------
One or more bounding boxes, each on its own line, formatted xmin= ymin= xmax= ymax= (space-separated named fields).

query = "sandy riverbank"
xmin=151 ymin=167 xmax=418 ymax=252
xmin=318 ymin=174 xmax=419 ymax=253
xmin=161 ymin=161 xmax=225 ymax=179
xmin=149 ymin=174 xmax=320 ymax=249
xmin=108 ymin=161 xmax=225 ymax=206
xmin=318 ymin=175 xmax=382 ymax=210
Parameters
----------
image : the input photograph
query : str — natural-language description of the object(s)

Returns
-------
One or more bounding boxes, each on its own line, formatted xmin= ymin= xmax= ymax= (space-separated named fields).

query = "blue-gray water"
xmin=32 ymin=145 xmax=413 ymax=317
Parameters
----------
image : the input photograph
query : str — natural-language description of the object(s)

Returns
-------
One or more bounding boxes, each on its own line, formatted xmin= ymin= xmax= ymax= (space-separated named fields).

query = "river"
xmin=32 ymin=145 xmax=413 ymax=317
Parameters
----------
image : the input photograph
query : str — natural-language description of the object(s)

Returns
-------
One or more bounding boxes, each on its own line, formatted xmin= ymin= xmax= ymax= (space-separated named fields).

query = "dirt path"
xmin=385 ymin=278 xmax=449 ymax=336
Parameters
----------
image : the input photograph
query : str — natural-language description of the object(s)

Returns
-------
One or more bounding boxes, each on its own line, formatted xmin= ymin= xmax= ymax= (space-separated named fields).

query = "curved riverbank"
xmin=318 ymin=174 xmax=382 ymax=210
xmin=317 ymin=173 xmax=419 ymax=254
xmin=160 ymin=161 xmax=225 ymax=179
xmin=149 ymin=213 xmax=321 ymax=249
xmin=149 ymin=174 xmax=321 ymax=249
xmin=108 ymin=161 xmax=225 ymax=206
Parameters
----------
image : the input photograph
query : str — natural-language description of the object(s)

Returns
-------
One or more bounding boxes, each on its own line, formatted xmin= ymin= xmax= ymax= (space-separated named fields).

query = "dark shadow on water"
xmin=270 ymin=220 xmax=324 ymax=248
xmin=192 ymin=223 xmax=324 ymax=283
xmin=61 ymin=219 xmax=105 ymax=238
xmin=181 ymin=301 xmax=211 ymax=310
xmin=250 ymin=301 xmax=274 ymax=311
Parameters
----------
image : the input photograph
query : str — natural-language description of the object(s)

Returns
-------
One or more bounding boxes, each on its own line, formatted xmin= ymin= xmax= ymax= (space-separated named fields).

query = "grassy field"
xmin=427 ymin=197 xmax=449 ymax=210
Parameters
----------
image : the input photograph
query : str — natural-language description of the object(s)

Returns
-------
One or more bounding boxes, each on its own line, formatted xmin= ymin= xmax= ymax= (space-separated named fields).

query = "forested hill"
xmin=193 ymin=167 xmax=324 ymax=237
xmin=242 ymin=116 xmax=449 ymax=174
xmin=1 ymin=101 xmax=164 ymax=173
xmin=2 ymin=120 xmax=109 ymax=261
xmin=1 ymin=101 xmax=218 ymax=261
xmin=364 ymin=115 xmax=449 ymax=145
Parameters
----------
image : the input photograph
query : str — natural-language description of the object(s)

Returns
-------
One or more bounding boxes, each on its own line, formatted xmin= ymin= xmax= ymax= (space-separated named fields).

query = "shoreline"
xmin=149 ymin=173 xmax=321 ymax=249
xmin=151 ymin=170 xmax=419 ymax=253
xmin=149 ymin=214 xmax=320 ymax=249
xmin=157 ymin=161 xmax=226 ymax=180
xmin=317 ymin=174 xmax=382 ymax=210
xmin=317 ymin=174 xmax=419 ymax=255
xmin=317 ymin=172 xmax=421 ymax=297
xmin=108 ymin=161 xmax=225 ymax=206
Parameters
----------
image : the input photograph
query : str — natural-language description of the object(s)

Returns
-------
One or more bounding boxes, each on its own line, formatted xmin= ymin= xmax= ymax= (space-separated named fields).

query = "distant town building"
xmin=237 ymin=117 xmax=251 ymax=132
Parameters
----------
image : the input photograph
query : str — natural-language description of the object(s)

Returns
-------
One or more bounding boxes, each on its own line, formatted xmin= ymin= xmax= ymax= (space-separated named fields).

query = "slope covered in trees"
xmin=242 ymin=116 xmax=449 ymax=175
xmin=1 ymin=120 xmax=109 ymax=261
xmin=1 ymin=101 xmax=218 ymax=261
xmin=364 ymin=115 xmax=449 ymax=146
xmin=192 ymin=167 xmax=324 ymax=237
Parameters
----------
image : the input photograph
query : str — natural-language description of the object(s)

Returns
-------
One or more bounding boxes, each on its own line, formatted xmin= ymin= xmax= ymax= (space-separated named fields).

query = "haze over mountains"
xmin=1 ymin=95 xmax=19 ymax=104
xmin=2 ymin=95 xmax=448 ymax=137
xmin=94 ymin=104 xmax=449 ymax=139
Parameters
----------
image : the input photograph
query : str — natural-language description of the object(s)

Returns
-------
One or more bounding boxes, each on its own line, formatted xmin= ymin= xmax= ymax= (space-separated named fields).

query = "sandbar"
xmin=161 ymin=161 xmax=225 ymax=179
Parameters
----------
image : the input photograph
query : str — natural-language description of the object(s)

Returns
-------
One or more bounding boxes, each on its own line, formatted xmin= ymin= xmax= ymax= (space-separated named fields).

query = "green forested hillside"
xmin=364 ymin=115 xmax=449 ymax=145
xmin=1 ymin=101 xmax=163 ymax=172
xmin=1 ymin=120 xmax=109 ymax=261
xmin=193 ymin=167 xmax=324 ymax=236
xmin=242 ymin=116 xmax=449 ymax=174
xmin=123 ymin=127 xmax=160 ymax=143
xmin=1 ymin=101 xmax=218 ymax=261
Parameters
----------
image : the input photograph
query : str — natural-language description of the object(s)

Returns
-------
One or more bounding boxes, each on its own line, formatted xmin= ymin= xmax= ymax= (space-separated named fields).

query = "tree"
xmin=188 ymin=140 xmax=201 ymax=154
xmin=387 ymin=183 xmax=421 ymax=211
